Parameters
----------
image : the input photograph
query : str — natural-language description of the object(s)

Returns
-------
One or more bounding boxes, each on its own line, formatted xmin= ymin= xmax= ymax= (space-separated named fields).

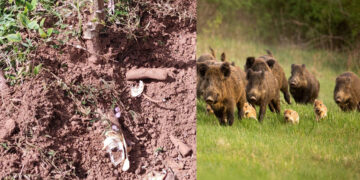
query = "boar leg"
xmin=227 ymin=100 xmax=236 ymax=125
xmin=281 ymin=86 xmax=291 ymax=104
xmin=258 ymin=103 xmax=267 ymax=122
xmin=272 ymin=99 xmax=281 ymax=113
xmin=214 ymin=111 xmax=226 ymax=125
xmin=227 ymin=108 xmax=235 ymax=126
xmin=236 ymin=99 xmax=245 ymax=120
xmin=268 ymin=103 xmax=275 ymax=112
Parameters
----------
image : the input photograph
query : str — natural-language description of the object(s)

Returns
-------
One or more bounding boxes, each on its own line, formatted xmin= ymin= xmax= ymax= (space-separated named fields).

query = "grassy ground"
xmin=196 ymin=34 xmax=360 ymax=180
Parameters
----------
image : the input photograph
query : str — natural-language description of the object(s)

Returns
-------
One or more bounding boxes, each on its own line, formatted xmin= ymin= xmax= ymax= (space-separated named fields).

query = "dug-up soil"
xmin=0 ymin=0 xmax=196 ymax=179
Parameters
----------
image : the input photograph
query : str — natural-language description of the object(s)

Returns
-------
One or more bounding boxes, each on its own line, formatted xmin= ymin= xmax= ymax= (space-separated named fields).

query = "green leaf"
xmin=15 ymin=0 xmax=25 ymax=6
xmin=21 ymin=42 xmax=29 ymax=47
xmin=33 ymin=64 xmax=42 ymax=75
xmin=25 ymin=2 xmax=34 ymax=12
xmin=48 ymin=150 xmax=56 ymax=156
xmin=26 ymin=38 xmax=33 ymax=47
xmin=38 ymin=28 xmax=47 ymax=38
xmin=40 ymin=18 xmax=46 ymax=27
xmin=18 ymin=13 xmax=30 ymax=27
xmin=47 ymin=28 xmax=53 ymax=37
xmin=6 ymin=33 xmax=22 ymax=42
xmin=27 ymin=20 xmax=39 ymax=30
xmin=31 ymin=0 xmax=37 ymax=8
xmin=0 ymin=143 xmax=8 ymax=150
xmin=24 ymin=5 xmax=28 ymax=14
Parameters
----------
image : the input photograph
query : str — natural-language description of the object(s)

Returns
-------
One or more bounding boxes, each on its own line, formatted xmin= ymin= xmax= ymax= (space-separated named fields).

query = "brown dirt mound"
xmin=0 ymin=0 xmax=196 ymax=179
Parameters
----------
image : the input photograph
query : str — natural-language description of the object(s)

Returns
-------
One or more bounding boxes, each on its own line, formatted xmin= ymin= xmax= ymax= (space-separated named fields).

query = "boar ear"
xmin=231 ymin=62 xmax=235 ymax=66
xmin=246 ymin=69 xmax=253 ymax=80
xmin=221 ymin=52 xmax=226 ymax=62
xmin=266 ymin=49 xmax=273 ymax=56
xmin=197 ymin=63 xmax=208 ymax=77
xmin=245 ymin=57 xmax=255 ymax=70
xmin=221 ymin=62 xmax=231 ymax=78
xmin=209 ymin=47 xmax=216 ymax=58
xmin=302 ymin=64 xmax=306 ymax=68
xmin=291 ymin=64 xmax=295 ymax=69
xmin=267 ymin=59 xmax=276 ymax=69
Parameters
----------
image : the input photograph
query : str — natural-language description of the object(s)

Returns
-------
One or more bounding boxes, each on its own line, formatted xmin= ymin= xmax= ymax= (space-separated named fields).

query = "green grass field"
xmin=196 ymin=34 xmax=360 ymax=179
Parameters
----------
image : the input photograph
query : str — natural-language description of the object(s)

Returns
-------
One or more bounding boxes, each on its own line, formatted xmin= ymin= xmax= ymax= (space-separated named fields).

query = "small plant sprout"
xmin=130 ymin=80 xmax=144 ymax=97
xmin=48 ymin=150 xmax=56 ymax=157
xmin=0 ymin=143 xmax=8 ymax=150
xmin=155 ymin=147 xmax=165 ymax=156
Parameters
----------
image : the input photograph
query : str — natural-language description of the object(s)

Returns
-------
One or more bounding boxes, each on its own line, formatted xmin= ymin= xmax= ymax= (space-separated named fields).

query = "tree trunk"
xmin=83 ymin=0 xmax=105 ymax=64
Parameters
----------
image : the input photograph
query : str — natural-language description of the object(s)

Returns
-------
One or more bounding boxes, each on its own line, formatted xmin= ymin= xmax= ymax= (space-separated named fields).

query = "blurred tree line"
xmin=198 ymin=0 xmax=360 ymax=50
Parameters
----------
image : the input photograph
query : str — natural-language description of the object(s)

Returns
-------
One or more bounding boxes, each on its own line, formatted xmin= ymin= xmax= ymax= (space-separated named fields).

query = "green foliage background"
xmin=198 ymin=0 xmax=360 ymax=49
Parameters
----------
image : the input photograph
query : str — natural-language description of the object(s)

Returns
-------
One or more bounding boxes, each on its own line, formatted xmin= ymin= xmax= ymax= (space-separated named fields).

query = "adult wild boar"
xmin=334 ymin=72 xmax=360 ymax=111
xmin=197 ymin=51 xmax=239 ymax=98
xmin=245 ymin=50 xmax=291 ymax=104
xmin=197 ymin=48 xmax=216 ymax=98
xmin=246 ymin=69 xmax=281 ymax=122
xmin=288 ymin=64 xmax=319 ymax=104
xmin=197 ymin=62 xmax=247 ymax=125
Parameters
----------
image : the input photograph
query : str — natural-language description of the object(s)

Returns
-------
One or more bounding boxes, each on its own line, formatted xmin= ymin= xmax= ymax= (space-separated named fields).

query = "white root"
xmin=130 ymin=80 xmax=144 ymax=97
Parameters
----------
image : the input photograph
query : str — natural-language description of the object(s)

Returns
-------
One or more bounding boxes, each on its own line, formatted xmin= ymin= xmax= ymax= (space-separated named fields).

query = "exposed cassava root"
xmin=126 ymin=68 xmax=169 ymax=81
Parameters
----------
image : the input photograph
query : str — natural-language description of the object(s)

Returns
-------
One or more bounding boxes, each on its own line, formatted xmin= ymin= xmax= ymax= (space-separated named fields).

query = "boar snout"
xmin=247 ymin=94 xmax=257 ymax=103
xmin=284 ymin=115 xmax=289 ymax=121
xmin=250 ymin=96 xmax=256 ymax=101
xmin=205 ymin=93 xmax=218 ymax=104
xmin=289 ymin=79 xmax=298 ymax=87
xmin=206 ymin=97 xmax=214 ymax=104
xmin=335 ymin=96 xmax=342 ymax=104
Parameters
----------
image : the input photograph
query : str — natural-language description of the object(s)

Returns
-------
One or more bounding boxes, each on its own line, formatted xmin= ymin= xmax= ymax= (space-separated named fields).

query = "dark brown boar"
xmin=196 ymin=48 xmax=216 ymax=97
xmin=197 ymin=51 xmax=239 ymax=97
xmin=246 ymin=69 xmax=281 ymax=122
xmin=288 ymin=64 xmax=320 ymax=104
xmin=197 ymin=62 xmax=247 ymax=125
xmin=334 ymin=72 xmax=360 ymax=111
xmin=245 ymin=51 xmax=291 ymax=104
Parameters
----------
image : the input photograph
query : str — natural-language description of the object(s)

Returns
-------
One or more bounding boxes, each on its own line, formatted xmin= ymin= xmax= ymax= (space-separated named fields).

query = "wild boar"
xmin=314 ymin=99 xmax=327 ymax=121
xmin=246 ymin=69 xmax=281 ymax=122
xmin=334 ymin=72 xmax=360 ymax=111
xmin=197 ymin=51 xmax=241 ymax=98
xmin=197 ymin=62 xmax=247 ymax=125
xmin=283 ymin=109 xmax=299 ymax=124
xmin=245 ymin=50 xmax=291 ymax=104
xmin=288 ymin=64 xmax=320 ymax=104
xmin=243 ymin=102 xmax=257 ymax=120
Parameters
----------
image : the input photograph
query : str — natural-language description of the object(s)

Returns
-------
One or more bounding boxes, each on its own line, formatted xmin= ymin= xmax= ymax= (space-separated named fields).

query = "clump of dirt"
xmin=0 ymin=0 xmax=196 ymax=179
